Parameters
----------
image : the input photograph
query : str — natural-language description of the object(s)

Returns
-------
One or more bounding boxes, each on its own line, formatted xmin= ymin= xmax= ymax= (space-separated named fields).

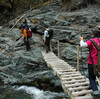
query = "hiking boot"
xmin=92 ymin=90 xmax=100 ymax=99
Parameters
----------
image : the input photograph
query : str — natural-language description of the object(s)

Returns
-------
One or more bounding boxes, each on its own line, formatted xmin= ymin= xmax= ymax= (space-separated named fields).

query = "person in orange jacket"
xmin=21 ymin=25 xmax=30 ymax=51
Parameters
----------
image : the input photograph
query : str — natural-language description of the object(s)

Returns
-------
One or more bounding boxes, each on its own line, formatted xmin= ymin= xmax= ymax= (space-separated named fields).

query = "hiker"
xmin=79 ymin=28 xmax=100 ymax=98
xmin=21 ymin=25 xmax=30 ymax=51
xmin=23 ymin=19 xmax=29 ymax=29
xmin=43 ymin=25 xmax=53 ymax=53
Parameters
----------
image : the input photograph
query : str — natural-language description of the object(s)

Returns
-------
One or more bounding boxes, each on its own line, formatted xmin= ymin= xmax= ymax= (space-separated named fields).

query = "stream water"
xmin=0 ymin=85 xmax=67 ymax=99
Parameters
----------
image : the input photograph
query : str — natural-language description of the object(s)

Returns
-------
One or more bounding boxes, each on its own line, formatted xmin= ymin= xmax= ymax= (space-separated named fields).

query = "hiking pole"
xmin=16 ymin=36 xmax=22 ymax=41
xmin=80 ymin=30 xmax=86 ymax=76
xmin=77 ymin=29 xmax=82 ymax=71
xmin=77 ymin=45 xmax=80 ymax=71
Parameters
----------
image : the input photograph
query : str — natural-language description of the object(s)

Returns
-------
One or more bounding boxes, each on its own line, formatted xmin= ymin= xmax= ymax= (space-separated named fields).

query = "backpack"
xmin=90 ymin=40 xmax=100 ymax=77
xmin=27 ymin=30 xmax=32 ymax=38
xmin=48 ymin=29 xmax=53 ymax=39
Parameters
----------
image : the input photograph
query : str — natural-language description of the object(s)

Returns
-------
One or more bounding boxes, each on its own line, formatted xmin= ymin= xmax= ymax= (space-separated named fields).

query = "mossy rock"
xmin=34 ymin=81 xmax=38 ymax=86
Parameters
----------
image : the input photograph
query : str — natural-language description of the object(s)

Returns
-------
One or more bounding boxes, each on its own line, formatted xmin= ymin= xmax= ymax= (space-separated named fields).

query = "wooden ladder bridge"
xmin=42 ymin=51 xmax=94 ymax=99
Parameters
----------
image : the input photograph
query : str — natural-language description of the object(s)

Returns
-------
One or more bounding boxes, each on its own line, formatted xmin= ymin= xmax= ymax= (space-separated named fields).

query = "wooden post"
xmin=58 ymin=41 xmax=60 ymax=58
xmin=77 ymin=45 xmax=80 ymax=71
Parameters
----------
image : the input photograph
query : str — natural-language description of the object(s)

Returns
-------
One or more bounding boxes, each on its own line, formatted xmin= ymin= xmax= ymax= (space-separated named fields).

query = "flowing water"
xmin=0 ymin=85 xmax=67 ymax=99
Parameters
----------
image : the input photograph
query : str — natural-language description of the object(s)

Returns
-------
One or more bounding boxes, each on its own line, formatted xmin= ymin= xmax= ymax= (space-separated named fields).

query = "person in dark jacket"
xmin=43 ymin=25 xmax=51 ymax=53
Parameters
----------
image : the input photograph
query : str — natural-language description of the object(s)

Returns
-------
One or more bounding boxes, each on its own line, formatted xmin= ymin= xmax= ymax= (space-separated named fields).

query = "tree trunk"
xmin=8 ymin=0 xmax=15 ymax=11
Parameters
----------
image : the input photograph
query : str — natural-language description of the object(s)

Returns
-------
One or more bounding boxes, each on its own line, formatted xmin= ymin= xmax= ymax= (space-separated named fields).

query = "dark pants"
xmin=24 ymin=37 xmax=30 ymax=51
xmin=45 ymin=37 xmax=51 ymax=52
xmin=88 ymin=64 xmax=98 ymax=91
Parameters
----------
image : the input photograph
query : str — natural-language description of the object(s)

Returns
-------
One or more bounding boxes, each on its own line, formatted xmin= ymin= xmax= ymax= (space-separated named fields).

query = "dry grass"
xmin=31 ymin=19 xmax=39 ymax=24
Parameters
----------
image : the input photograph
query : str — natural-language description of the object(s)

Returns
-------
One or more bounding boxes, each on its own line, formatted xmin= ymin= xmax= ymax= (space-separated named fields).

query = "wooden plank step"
xmin=43 ymin=55 xmax=57 ymax=57
xmin=45 ymin=59 xmax=58 ymax=61
xmin=72 ymin=90 xmax=93 ymax=97
xmin=54 ymin=69 xmax=76 ymax=75
xmin=44 ymin=59 xmax=57 ymax=61
xmin=74 ymin=95 xmax=94 ymax=99
xmin=42 ymin=51 xmax=55 ymax=55
xmin=61 ymin=76 xmax=86 ymax=81
xmin=49 ymin=61 xmax=68 ymax=63
xmin=52 ymin=67 xmax=74 ymax=70
xmin=57 ymin=71 xmax=80 ymax=77
xmin=68 ymin=86 xmax=90 ymax=91
xmin=50 ymin=64 xmax=71 ymax=66
xmin=62 ymin=79 xmax=88 ymax=84
xmin=46 ymin=61 xmax=67 ymax=64
xmin=64 ymin=82 xmax=89 ymax=88
xmin=50 ymin=65 xmax=71 ymax=68
xmin=43 ymin=54 xmax=56 ymax=57
xmin=52 ymin=65 xmax=72 ymax=67
xmin=44 ymin=57 xmax=56 ymax=59
xmin=51 ymin=66 xmax=71 ymax=69
xmin=48 ymin=61 xmax=69 ymax=64
xmin=52 ymin=67 xmax=72 ymax=70
xmin=55 ymin=69 xmax=76 ymax=72
xmin=57 ymin=71 xmax=80 ymax=75
xmin=43 ymin=56 xmax=57 ymax=58
xmin=44 ymin=57 xmax=58 ymax=59
xmin=54 ymin=63 xmax=69 ymax=65
xmin=61 ymin=74 xmax=81 ymax=77
xmin=50 ymin=63 xmax=69 ymax=65
xmin=44 ymin=55 xmax=57 ymax=57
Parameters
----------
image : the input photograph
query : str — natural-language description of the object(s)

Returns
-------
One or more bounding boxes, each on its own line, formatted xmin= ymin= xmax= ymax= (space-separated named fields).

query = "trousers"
xmin=45 ymin=37 xmax=51 ymax=52
xmin=24 ymin=37 xmax=30 ymax=51
xmin=88 ymin=64 xmax=98 ymax=91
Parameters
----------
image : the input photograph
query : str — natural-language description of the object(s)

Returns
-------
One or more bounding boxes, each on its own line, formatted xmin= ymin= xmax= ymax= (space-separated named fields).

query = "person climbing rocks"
xmin=21 ymin=25 xmax=30 ymax=51
xmin=43 ymin=25 xmax=53 ymax=53
xmin=79 ymin=27 xmax=100 ymax=98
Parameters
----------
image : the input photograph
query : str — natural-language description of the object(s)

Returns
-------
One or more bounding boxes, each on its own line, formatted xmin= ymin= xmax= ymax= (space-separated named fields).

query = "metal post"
xmin=58 ymin=41 xmax=60 ymax=58
xmin=77 ymin=45 xmax=80 ymax=71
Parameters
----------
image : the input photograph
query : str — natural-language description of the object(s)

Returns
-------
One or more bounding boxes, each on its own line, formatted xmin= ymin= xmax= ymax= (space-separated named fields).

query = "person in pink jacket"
xmin=80 ymin=28 xmax=100 ymax=98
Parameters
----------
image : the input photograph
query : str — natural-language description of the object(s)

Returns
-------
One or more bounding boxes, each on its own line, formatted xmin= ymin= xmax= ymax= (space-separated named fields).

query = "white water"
xmin=15 ymin=86 xmax=66 ymax=99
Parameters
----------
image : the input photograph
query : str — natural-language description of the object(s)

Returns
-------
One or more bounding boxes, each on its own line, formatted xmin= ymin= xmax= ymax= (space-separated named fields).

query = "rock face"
xmin=1 ymin=0 xmax=100 ymax=95
xmin=0 ymin=27 xmax=63 ymax=92
xmin=0 ymin=1 xmax=65 ymax=92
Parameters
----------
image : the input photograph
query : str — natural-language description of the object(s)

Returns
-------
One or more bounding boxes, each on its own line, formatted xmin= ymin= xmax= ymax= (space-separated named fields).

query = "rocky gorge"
xmin=0 ymin=0 xmax=100 ymax=99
